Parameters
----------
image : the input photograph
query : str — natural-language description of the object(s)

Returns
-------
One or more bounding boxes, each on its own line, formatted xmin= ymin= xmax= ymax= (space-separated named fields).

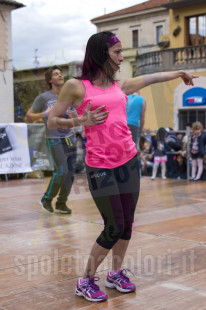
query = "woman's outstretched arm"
xmin=120 ymin=70 xmax=199 ymax=95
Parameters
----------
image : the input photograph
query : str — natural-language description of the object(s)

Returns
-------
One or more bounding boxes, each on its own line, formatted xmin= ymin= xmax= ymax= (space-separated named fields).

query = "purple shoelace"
xmin=116 ymin=269 xmax=135 ymax=282
xmin=83 ymin=276 xmax=100 ymax=293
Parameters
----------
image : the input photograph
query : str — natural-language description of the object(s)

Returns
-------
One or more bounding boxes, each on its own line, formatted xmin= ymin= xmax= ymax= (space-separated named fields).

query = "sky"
xmin=12 ymin=0 xmax=146 ymax=70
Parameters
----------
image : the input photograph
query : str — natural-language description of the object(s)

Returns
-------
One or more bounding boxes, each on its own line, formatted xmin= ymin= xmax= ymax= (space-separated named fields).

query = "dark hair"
xmin=156 ymin=127 xmax=167 ymax=141
xmin=78 ymin=31 xmax=118 ymax=84
xmin=45 ymin=65 xmax=62 ymax=89
xmin=139 ymin=136 xmax=147 ymax=151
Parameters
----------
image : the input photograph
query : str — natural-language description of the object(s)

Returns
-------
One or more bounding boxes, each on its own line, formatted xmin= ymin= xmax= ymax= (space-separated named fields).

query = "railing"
xmin=136 ymin=45 xmax=206 ymax=75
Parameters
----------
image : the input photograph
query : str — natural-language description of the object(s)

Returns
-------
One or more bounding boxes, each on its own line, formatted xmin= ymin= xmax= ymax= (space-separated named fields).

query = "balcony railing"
xmin=136 ymin=45 xmax=206 ymax=75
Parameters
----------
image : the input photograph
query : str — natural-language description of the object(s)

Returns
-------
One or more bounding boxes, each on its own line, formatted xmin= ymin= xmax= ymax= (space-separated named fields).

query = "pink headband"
xmin=108 ymin=35 xmax=121 ymax=47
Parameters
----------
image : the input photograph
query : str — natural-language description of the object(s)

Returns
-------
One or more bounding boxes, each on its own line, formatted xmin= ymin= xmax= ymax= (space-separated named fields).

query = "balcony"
xmin=136 ymin=45 xmax=206 ymax=75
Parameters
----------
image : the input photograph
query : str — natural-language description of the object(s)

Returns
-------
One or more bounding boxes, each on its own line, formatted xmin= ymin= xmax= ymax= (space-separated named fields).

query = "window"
xmin=179 ymin=109 xmax=206 ymax=130
xmin=132 ymin=29 xmax=139 ymax=48
xmin=156 ymin=25 xmax=163 ymax=44
xmin=187 ymin=14 xmax=206 ymax=46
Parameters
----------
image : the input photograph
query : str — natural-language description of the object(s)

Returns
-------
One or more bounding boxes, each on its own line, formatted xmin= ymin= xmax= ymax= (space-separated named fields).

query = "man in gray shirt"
xmin=26 ymin=65 xmax=77 ymax=214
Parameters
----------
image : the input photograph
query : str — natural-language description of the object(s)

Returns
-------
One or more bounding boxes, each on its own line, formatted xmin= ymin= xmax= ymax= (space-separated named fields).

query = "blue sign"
xmin=183 ymin=87 xmax=206 ymax=106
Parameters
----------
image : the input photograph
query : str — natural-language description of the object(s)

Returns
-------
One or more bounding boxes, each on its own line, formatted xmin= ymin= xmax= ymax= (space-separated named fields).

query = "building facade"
xmin=91 ymin=0 xmax=170 ymax=79
xmin=0 ymin=0 xmax=24 ymax=123
xmin=138 ymin=0 xmax=206 ymax=130
xmin=92 ymin=0 xmax=206 ymax=131
xmin=167 ymin=0 xmax=206 ymax=130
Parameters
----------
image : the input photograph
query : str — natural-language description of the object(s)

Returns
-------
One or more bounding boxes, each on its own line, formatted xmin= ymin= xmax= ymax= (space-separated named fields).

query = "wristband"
xmin=43 ymin=111 xmax=48 ymax=118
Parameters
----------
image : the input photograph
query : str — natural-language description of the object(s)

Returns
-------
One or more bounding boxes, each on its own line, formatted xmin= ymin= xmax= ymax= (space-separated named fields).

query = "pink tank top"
xmin=75 ymin=80 xmax=137 ymax=168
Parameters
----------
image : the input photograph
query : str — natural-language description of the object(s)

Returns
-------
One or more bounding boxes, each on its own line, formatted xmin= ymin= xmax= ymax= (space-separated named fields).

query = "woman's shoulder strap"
xmin=81 ymin=79 xmax=92 ymax=87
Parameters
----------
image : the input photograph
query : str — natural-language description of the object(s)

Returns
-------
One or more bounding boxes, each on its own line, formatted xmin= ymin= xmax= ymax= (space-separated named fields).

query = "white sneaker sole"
xmin=39 ymin=201 xmax=54 ymax=213
xmin=55 ymin=209 xmax=71 ymax=214
xmin=75 ymin=287 xmax=107 ymax=302
xmin=105 ymin=280 xmax=136 ymax=293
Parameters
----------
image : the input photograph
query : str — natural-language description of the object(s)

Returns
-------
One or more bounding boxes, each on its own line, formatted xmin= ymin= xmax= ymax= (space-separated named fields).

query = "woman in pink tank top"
xmin=48 ymin=32 xmax=198 ymax=302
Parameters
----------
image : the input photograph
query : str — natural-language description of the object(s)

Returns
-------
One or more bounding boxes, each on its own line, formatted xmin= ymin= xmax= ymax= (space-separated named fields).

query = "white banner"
xmin=0 ymin=123 xmax=32 ymax=174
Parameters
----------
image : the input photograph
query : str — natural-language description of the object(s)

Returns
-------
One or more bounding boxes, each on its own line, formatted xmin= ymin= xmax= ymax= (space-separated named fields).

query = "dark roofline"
xmin=91 ymin=0 xmax=169 ymax=22
xmin=162 ymin=0 xmax=205 ymax=9
xmin=0 ymin=0 xmax=25 ymax=9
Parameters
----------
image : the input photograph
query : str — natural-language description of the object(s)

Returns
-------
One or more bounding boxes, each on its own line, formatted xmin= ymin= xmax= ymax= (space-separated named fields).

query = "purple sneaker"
xmin=75 ymin=276 xmax=108 ymax=302
xmin=105 ymin=269 xmax=136 ymax=293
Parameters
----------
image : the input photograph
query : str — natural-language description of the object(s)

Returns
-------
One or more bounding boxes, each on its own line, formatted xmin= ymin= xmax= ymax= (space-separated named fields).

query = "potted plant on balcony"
xmin=158 ymin=40 xmax=170 ymax=48
xmin=158 ymin=34 xmax=170 ymax=49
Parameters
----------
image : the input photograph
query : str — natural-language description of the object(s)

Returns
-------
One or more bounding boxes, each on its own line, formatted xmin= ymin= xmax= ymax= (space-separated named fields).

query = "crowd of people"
xmin=139 ymin=123 xmax=206 ymax=181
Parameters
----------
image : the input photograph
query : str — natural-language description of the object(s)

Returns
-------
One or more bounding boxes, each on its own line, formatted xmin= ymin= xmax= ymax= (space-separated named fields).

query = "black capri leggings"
xmin=86 ymin=155 xmax=140 ymax=250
